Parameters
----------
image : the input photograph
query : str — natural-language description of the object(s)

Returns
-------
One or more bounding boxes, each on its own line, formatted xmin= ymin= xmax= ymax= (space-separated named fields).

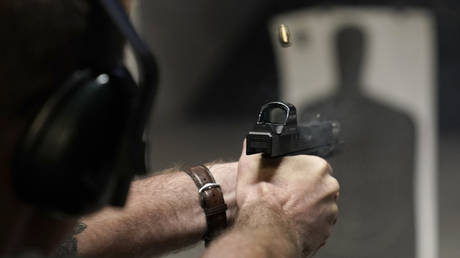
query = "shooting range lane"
xmin=271 ymin=7 xmax=437 ymax=258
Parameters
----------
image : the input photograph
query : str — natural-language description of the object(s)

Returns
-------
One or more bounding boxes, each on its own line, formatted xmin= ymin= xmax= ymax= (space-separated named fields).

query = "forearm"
xmin=203 ymin=202 xmax=301 ymax=258
xmin=76 ymin=162 xmax=237 ymax=258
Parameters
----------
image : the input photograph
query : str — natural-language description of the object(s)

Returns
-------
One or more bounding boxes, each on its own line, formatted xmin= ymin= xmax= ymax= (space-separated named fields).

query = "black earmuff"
xmin=13 ymin=68 xmax=136 ymax=215
xmin=11 ymin=0 xmax=157 ymax=216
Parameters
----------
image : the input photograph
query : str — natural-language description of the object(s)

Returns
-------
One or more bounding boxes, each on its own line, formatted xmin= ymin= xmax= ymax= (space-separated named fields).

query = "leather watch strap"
xmin=184 ymin=165 xmax=227 ymax=245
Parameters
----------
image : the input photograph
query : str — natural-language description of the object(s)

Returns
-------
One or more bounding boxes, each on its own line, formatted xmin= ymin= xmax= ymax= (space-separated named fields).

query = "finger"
xmin=317 ymin=157 xmax=333 ymax=175
xmin=240 ymin=137 xmax=266 ymax=162
xmin=237 ymin=139 xmax=262 ymax=184
xmin=324 ymin=176 xmax=340 ymax=197
xmin=326 ymin=203 xmax=339 ymax=225
xmin=239 ymin=138 xmax=256 ymax=162
xmin=241 ymin=138 xmax=247 ymax=158
xmin=326 ymin=162 xmax=334 ymax=175
xmin=326 ymin=203 xmax=339 ymax=226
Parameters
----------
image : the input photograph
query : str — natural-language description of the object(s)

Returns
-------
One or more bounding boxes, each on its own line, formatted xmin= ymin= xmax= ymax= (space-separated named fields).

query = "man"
xmin=0 ymin=0 xmax=340 ymax=257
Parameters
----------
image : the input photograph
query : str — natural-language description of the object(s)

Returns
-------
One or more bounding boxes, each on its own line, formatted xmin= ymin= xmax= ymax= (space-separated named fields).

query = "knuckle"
xmin=331 ymin=202 xmax=339 ymax=215
xmin=313 ymin=156 xmax=332 ymax=174
xmin=299 ymin=155 xmax=331 ymax=173
xmin=327 ymin=176 xmax=340 ymax=193
xmin=323 ymin=175 xmax=340 ymax=191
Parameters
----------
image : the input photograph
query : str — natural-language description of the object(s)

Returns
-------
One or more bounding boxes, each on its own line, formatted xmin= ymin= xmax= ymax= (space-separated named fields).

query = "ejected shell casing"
xmin=279 ymin=24 xmax=291 ymax=48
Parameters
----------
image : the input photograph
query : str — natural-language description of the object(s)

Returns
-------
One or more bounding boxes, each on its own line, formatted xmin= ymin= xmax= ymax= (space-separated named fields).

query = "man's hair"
xmin=0 ymin=0 xmax=132 ymax=118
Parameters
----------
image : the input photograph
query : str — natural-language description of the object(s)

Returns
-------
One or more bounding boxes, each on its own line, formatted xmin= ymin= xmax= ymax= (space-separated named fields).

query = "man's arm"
xmin=76 ymin=162 xmax=237 ymax=258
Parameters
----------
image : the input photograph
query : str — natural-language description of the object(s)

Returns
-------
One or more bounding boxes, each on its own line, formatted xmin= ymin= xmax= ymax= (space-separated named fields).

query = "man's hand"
xmin=238 ymin=140 xmax=339 ymax=255
xmin=204 ymin=141 xmax=339 ymax=258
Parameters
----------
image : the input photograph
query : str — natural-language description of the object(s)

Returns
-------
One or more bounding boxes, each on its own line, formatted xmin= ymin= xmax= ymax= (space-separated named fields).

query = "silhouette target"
xmin=301 ymin=25 xmax=415 ymax=258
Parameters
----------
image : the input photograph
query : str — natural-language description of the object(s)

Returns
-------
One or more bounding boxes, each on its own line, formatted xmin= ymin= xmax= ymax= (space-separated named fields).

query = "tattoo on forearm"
xmin=54 ymin=222 xmax=87 ymax=257
xmin=74 ymin=222 xmax=87 ymax=235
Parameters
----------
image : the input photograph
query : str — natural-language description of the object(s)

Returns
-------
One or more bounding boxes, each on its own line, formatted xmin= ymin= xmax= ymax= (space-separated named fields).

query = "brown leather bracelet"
xmin=184 ymin=165 xmax=227 ymax=245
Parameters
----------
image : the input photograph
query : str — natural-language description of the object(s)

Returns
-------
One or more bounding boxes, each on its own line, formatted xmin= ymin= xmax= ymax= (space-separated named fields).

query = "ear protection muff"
xmin=11 ymin=0 xmax=157 ymax=217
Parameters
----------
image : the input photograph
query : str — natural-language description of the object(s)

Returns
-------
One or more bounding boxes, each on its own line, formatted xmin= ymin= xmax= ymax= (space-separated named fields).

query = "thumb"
xmin=238 ymin=138 xmax=262 ymax=185
xmin=241 ymin=138 xmax=247 ymax=158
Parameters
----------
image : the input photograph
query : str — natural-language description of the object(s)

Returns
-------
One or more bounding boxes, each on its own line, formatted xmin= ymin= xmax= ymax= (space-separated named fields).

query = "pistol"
xmin=246 ymin=101 xmax=340 ymax=158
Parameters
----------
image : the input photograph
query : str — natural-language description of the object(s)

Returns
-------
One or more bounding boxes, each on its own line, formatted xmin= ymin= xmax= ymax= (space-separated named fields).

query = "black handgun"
xmin=246 ymin=101 xmax=340 ymax=158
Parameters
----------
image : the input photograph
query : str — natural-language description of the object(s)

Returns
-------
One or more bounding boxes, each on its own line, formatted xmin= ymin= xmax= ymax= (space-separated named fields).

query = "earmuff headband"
xmin=100 ymin=0 xmax=157 ymax=173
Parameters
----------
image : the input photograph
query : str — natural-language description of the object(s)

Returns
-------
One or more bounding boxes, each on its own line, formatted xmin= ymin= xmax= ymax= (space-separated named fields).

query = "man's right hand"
xmin=236 ymin=140 xmax=340 ymax=256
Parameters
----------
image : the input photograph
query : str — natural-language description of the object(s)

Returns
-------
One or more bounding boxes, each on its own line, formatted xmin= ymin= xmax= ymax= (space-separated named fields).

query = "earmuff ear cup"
xmin=12 ymin=68 xmax=136 ymax=216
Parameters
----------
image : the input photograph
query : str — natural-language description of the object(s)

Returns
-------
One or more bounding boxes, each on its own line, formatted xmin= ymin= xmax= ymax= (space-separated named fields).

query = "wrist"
xmin=207 ymin=162 xmax=237 ymax=225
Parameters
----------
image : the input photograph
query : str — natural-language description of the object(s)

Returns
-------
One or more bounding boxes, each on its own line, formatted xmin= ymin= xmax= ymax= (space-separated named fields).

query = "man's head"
xmin=0 ymin=0 xmax=134 ymax=254
xmin=0 ymin=0 xmax=134 ymax=168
